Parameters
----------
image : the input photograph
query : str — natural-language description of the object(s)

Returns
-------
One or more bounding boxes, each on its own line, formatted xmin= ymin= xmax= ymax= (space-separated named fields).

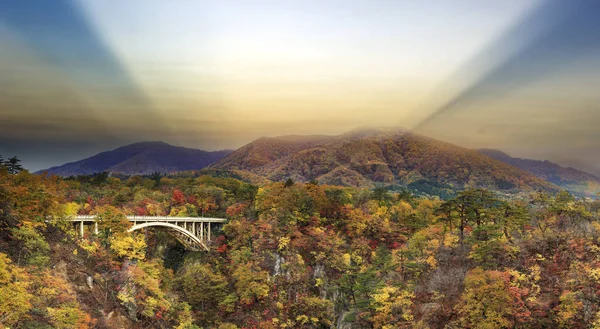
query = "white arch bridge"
xmin=71 ymin=216 xmax=227 ymax=251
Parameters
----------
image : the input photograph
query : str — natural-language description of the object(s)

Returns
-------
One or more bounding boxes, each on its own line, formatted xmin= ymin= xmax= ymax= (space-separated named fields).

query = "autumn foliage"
xmin=1 ymin=168 xmax=600 ymax=328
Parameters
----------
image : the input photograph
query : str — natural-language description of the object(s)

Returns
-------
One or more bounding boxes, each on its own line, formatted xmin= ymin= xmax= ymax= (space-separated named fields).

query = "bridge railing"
xmin=68 ymin=215 xmax=227 ymax=251
xmin=70 ymin=215 xmax=226 ymax=223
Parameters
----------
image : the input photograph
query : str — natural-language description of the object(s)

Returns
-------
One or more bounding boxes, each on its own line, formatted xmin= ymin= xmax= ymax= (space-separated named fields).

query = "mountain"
xmin=38 ymin=141 xmax=233 ymax=176
xmin=479 ymin=149 xmax=600 ymax=196
xmin=210 ymin=129 xmax=558 ymax=196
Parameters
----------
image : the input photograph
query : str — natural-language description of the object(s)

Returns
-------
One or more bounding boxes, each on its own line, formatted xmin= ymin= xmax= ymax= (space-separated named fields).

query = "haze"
xmin=1 ymin=0 xmax=599 ymax=175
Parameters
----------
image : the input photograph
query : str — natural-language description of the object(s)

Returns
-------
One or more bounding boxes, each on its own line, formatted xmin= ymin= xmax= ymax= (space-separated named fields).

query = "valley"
xmin=2 ymin=138 xmax=600 ymax=328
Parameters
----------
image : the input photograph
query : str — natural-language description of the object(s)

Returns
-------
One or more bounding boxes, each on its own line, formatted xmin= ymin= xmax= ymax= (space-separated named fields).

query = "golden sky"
xmin=1 ymin=0 xmax=600 ymax=175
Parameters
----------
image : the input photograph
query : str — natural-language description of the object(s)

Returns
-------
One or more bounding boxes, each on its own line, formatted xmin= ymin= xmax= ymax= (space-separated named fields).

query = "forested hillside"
xmin=38 ymin=142 xmax=232 ymax=176
xmin=210 ymin=131 xmax=558 ymax=196
xmin=479 ymin=149 xmax=600 ymax=197
xmin=2 ymin=165 xmax=600 ymax=328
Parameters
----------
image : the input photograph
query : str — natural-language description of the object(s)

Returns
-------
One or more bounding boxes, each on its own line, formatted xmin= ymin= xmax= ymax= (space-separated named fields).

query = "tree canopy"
xmin=1 ymin=168 xmax=600 ymax=328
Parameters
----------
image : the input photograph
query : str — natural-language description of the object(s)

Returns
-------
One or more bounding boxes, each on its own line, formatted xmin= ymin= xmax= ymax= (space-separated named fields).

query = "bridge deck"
xmin=71 ymin=215 xmax=226 ymax=223
xmin=70 ymin=215 xmax=226 ymax=251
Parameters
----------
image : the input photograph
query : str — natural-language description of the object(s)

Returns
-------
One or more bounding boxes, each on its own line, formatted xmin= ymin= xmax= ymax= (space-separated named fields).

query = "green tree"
xmin=284 ymin=178 xmax=295 ymax=188
xmin=439 ymin=189 xmax=502 ymax=243
xmin=5 ymin=156 xmax=24 ymax=174
xmin=175 ymin=263 xmax=228 ymax=324
xmin=11 ymin=225 xmax=51 ymax=267
xmin=372 ymin=187 xmax=392 ymax=206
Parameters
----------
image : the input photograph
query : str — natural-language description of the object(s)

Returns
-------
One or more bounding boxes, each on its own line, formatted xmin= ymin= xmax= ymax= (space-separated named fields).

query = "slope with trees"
xmin=479 ymin=148 xmax=600 ymax=196
xmin=37 ymin=142 xmax=233 ymax=176
xmin=2 ymin=165 xmax=600 ymax=328
xmin=211 ymin=131 xmax=558 ymax=196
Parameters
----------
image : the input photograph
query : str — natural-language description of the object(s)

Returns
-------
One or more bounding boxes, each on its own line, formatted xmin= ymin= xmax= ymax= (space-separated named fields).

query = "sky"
xmin=1 ymin=0 xmax=599 ymax=175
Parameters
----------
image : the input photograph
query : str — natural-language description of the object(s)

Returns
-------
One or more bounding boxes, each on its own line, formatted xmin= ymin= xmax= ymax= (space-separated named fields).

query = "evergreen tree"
xmin=284 ymin=177 xmax=295 ymax=187
xmin=5 ymin=156 xmax=23 ymax=174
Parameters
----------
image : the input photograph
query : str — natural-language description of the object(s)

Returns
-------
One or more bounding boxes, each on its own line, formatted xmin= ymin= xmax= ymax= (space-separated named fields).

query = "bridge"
xmin=71 ymin=215 xmax=227 ymax=251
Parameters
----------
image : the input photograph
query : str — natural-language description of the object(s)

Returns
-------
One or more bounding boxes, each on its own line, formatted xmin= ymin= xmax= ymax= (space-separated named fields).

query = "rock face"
xmin=211 ymin=129 xmax=559 ymax=194
xmin=336 ymin=311 xmax=358 ymax=329
xmin=419 ymin=303 xmax=442 ymax=319
xmin=118 ymin=260 xmax=138 ymax=321
xmin=38 ymin=141 xmax=233 ymax=176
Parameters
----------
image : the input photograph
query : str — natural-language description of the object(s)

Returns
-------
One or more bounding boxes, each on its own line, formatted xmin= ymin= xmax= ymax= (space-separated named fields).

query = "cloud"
xmin=412 ymin=0 xmax=600 ymax=175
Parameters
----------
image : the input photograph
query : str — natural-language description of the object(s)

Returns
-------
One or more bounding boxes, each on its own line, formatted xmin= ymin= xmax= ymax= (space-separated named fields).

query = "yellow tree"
xmin=555 ymin=291 xmax=583 ymax=328
xmin=109 ymin=233 xmax=147 ymax=261
xmin=370 ymin=286 xmax=414 ymax=328
xmin=92 ymin=205 xmax=131 ymax=235
xmin=455 ymin=268 xmax=521 ymax=329
xmin=27 ymin=267 xmax=94 ymax=329
xmin=0 ymin=253 xmax=33 ymax=327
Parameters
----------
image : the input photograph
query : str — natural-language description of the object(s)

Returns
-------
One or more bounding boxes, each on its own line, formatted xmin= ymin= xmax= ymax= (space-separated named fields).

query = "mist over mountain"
xmin=479 ymin=149 xmax=600 ymax=196
xmin=210 ymin=129 xmax=558 ymax=196
xmin=37 ymin=141 xmax=233 ymax=176
xmin=37 ymin=129 xmax=598 ymax=198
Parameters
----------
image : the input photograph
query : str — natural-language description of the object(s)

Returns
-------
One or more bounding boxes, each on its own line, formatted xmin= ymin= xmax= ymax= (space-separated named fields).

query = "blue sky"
xmin=1 ymin=0 xmax=599 ymax=175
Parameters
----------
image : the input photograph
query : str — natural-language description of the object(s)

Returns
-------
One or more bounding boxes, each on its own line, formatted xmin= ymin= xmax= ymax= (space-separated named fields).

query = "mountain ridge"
xmin=37 ymin=130 xmax=598 ymax=197
xmin=210 ymin=130 xmax=559 ymax=195
xmin=38 ymin=141 xmax=233 ymax=176
xmin=479 ymin=148 xmax=600 ymax=196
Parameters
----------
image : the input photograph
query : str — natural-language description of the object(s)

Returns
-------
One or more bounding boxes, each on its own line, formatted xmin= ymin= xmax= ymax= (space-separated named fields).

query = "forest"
xmin=2 ymin=162 xmax=600 ymax=329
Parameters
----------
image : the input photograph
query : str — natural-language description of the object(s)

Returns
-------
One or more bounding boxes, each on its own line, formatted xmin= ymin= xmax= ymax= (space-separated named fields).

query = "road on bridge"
xmin=70 ymin=215 xmax=227 ymax=251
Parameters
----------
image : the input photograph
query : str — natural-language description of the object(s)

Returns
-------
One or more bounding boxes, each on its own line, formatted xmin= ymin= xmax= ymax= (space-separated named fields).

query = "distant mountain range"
xmin=210 ymin=129 xmax=559 ymax=196
xmin=37 ymin=141 xmax=232 ymax=176
xmin=479 ymin=149 xmax=600 ymax=196
xmin=37 ymin=131 xmax=600 ymax=197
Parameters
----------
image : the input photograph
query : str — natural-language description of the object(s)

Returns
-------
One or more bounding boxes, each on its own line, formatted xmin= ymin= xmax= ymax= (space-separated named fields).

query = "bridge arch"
xmin=128 ymin=222 xmax=208 ymax=251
